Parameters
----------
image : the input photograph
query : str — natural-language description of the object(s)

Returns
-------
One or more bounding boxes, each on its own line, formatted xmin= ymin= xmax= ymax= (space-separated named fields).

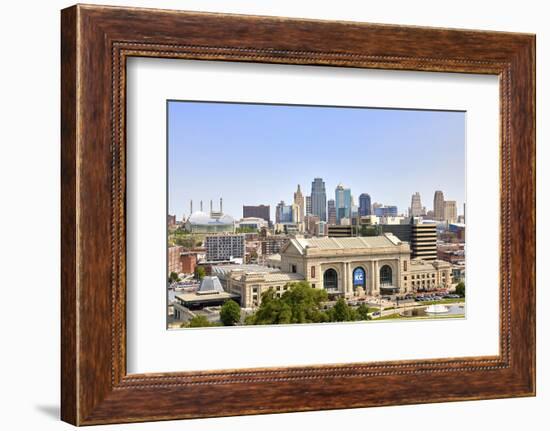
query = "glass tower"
xmin=335 ymin=183 xmax=352 ymax=224
xmin=311 ymin=178 xmax=327 ymax=222
xmin=359 ymin=193 xmax=372 ymax=216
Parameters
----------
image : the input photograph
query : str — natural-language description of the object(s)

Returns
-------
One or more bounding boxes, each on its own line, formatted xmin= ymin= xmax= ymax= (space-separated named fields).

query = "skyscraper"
xmin=327 ymin=199 xmax=337 ymax=225
xmin=311 ymin=178 xmax=327 ymax=222
xmin=335 ymin=183 xmax=352 ymax=224
xmin=275 ymin=201 xmax=290 ymax=224
xmin=359 ymin=193 xmax=371 ymax=217
xmin=293 ymin=184 xmax=305 ymax=223
xmin=291 ymin=203 xmax=301 ymax=224
xmin=305 ymin=196 xmax=312 ymax=216
xmin=410 ymin=192 xmax=423 ymax=217
xmin=444 ymin=200 xmax=457 ymax=223
xmin=434 ymin=190 xmax=445 ymax=221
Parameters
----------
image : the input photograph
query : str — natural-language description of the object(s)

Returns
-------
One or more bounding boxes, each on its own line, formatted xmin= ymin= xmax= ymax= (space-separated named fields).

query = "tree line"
xmin=182 ymin=281 xmax=374 ymax=328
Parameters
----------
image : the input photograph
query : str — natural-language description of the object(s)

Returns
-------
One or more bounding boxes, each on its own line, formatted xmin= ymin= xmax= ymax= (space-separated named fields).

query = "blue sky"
xmin=168 ymin=101 xmax=465 ymax=221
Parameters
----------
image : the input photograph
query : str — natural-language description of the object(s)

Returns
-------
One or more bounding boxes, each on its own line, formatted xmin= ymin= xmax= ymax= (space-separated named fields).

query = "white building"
xmin=236 ymin=217 xmax=268 ymax=230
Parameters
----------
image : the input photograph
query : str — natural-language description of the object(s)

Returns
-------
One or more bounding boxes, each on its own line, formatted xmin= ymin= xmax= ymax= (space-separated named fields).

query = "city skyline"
xmin=168 ymin=101 xmax=465 ymax=221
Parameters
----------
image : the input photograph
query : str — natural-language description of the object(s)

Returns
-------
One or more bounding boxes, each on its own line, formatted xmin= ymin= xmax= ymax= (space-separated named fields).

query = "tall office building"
xmin=359 ymin=193 xmax=371 ymax=217
xmin=411 ymin=223 xmax=438 ymax=260
xmin=276 ymin=201 xmax=294 ymax=224
xmin=382 ymin=221 xmax=437 ymax=261
xmin=444 ymin=200 xmax=457 ymax=223
xmin=293 ymin=185 xmax=305 ymax=223
xmin=311 ymin=178 xmax=327 ymax=222
xmin=434 ymin=190 xmax=445 ymax=221
xmin=291 ymin=203 xmax=301 ymax=224
xmin=305 ymin=196 xmax=312 ymax=216
xmin=335 ymin=183 xmax=352 ymax=224
xmin=275 ymin=201 xmax=285 ymax=224
xmin=243 ymin=205 xmax=270 ymax=225
xmin=410 ymin=192 xmax=424 ymax=217
xmin=327 ymin=199 xmax=337 ymax=225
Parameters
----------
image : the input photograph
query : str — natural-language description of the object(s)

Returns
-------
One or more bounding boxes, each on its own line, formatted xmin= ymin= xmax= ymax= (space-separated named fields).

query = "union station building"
xmin=213 ymin=234 xmax=452 ymax=309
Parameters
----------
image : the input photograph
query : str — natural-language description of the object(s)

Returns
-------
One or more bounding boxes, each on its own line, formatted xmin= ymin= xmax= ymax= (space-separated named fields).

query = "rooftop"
xmin=196 ymin=276 xmax=224 ymax=295
xmin=175 ymin=290 xmax=238 ymax=303
xmin=290 ymin=234 xmax=403 ymax=253
xmin=409 ymin=259 xmax=452 ymax=271
xmin=212 ymin=264 xmax=281 ymax=277
xmin=212 ymin=263 xmax=304 ymax=283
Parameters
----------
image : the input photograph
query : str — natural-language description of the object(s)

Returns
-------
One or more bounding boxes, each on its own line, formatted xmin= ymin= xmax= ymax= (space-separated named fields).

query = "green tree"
xmin=356 ymin=303 xmax=372 ymax=321
xmin=220 ymin=300 xmax=241 ymax=326
xmin=186 ymin=315 xmax=213 ymax=328
xmin=249 ymin=250 xmax=258 ymax=262
xmin=360 ymin=225 xmax=380 ymax=237
xmin=329 ymin=298 xmax=355 ymax=322
xmin=247 ymin=282 xmax=328 ymax=325
xmin=194 ymin=266 xmax=206 ymax=281
xmin=236 ymin=226 xmax=257 ymax=234
xmin=168 ymin=271 xmax=180 ymax=283
xmin=455 ymin=281 xmax=465 ymax=297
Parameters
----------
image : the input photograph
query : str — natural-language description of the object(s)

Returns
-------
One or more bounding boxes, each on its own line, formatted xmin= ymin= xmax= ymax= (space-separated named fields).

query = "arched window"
xmin=353 ymin=267 xmax=366 ymax=290
xmin=323 ymin=269 xmax=338 ymax=291
xmin=380 ymin=265 xmax=392 ymax=286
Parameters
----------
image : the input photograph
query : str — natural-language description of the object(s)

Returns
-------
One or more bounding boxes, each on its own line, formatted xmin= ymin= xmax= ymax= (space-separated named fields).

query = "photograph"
xmin=2 ymin=0 xmax=533 ymax=427
xmin=167 ymin=101 xmax=466 ymax=329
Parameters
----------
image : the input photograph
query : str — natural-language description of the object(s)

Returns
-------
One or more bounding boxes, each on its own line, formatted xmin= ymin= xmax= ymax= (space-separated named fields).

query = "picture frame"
xmin=61 ymin=4 xmax=535 ymax=425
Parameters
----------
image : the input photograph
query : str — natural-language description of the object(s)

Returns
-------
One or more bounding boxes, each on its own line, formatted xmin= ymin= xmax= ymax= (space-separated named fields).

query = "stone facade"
xmin=216 ymin=268 xmax=304 ymax=308
xmin=213 ymin=234 xmax=452 ymax=309
xmin=280 ymin=235 xmax=412 ymax=297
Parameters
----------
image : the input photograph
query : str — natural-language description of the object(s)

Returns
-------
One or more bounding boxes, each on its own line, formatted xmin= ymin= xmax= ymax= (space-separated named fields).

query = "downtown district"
xmin=167 ymin=178 xmax=465 ymax=328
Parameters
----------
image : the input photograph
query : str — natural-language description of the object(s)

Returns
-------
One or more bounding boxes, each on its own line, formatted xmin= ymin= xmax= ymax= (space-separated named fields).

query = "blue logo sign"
xmin=353 ymin=268 xmax=365 ymax=286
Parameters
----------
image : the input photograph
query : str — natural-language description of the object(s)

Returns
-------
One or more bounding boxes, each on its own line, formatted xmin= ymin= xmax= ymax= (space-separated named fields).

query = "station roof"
xmin=289 ymin=234 xmax=403 ymax=253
